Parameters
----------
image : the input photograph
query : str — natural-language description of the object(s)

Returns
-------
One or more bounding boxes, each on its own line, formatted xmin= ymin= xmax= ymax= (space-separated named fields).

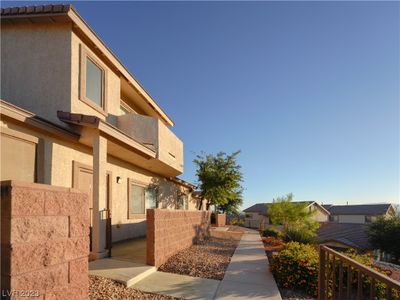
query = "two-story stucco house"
xmin=323 ymin=203 xmax=396 ymax=224
xmin=243 ymin=201 xmax=330 ymax=228
xmin=0 ymin=4 xmax=206 ymax=260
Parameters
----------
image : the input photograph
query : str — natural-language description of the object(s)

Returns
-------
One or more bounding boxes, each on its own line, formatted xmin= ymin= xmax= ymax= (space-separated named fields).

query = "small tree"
xmin=268 ymin=193 xmax=319 ymax=242
xmin=367 ymin=215 xmax=400 ymax=263
xmin=194 ymin=151 xmax=243 ymax=213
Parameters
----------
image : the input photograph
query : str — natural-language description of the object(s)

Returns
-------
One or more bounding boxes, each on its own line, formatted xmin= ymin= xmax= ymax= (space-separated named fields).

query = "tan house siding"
xmin=0 ymin=115 xmax=195 ymax=245
xmin=1 ymin=23 xmax=72 ymax=126
xmin=310 ymin=203 xmax=329 ymax=222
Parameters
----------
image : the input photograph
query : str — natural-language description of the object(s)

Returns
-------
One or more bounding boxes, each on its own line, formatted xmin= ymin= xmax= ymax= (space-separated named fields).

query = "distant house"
xmin=325 ymin=204 xmax=396 ymax=224
xmin=243 ymin=201 xmax=330 ymax=229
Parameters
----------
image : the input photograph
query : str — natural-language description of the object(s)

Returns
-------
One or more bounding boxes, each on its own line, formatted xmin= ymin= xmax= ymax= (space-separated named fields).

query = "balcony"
xmin=117 ymin=113 xmax=183 ymax=176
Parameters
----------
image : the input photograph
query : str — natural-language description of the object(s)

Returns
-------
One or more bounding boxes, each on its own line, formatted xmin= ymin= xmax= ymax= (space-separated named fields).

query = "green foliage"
xmin=367 ymin=215 xmax=400 ymax=263
xmin=268 ymin=194 xmax=319 ymax=242
xmin=337 ymin=250 xmax=395 ymax=299
xmin=261 ymin=227 xmax=283 ymax=239
xmin=270 ymin=242 xmax=319 ymax=296
xmin=284 ymin=228 xmax=317 ymax=244
xmin=271 ymin=243 xmax=398 ymax=299
xmin=194 ymin=151 xmax=243 ymax=214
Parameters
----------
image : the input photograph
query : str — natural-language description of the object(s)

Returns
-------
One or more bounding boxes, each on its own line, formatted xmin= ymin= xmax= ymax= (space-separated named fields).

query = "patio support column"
xmin=92 ymin=133 xmax=107 ymax=259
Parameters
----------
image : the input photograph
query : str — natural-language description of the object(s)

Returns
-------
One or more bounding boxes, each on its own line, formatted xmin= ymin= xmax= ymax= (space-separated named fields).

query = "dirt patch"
xmin=89 ymin=275 xmax=180 ymax=300
xmin=158 ymin=237 xmax=239 ymax=280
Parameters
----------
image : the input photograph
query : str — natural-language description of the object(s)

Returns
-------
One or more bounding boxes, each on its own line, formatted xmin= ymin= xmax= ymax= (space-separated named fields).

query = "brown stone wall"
xmin=146 ymin=209 xmax=211 ymax=267
xmin=216 ymin=214 xmax=226 ymax=227
xmin=1 ymin=181 xmax=89 ymax=300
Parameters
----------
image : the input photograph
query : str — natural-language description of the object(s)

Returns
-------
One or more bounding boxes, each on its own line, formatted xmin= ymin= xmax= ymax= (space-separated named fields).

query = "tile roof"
xmin=327 ymin=204 xmax=392 ymax=216
xmin=1 ymin=4 xmax=71 ymax=16
xmin=317 ymin=222 xmax=370 ymax=250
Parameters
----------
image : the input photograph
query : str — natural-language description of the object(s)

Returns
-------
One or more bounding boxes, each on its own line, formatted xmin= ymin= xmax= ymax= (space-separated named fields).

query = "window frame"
xmin=120 ymin=100 xmax=135 ymax=115
xmin=127 ymin=179 xmax=158 ymax=219
xmin=177 ymin=192 xmax=189 ymax=210
xmin=79 ymin=45 xmax=108 ymax=116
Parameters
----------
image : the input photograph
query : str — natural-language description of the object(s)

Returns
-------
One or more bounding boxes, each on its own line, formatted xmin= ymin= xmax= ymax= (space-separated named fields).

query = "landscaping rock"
xmin=89 ymin=275 xmax=180 ymax=299
xmin=158 ymin=237 xmax=239 ymax=280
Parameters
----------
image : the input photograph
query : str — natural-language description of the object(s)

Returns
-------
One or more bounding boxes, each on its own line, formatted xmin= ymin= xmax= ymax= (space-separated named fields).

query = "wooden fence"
xmin=319 ymin=245 xmax=400 ymax=300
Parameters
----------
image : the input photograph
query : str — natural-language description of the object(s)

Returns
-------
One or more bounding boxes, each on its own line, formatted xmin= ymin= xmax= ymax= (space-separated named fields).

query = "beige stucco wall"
xmin=1 ymin=118 xmax=194 ymax=244
xmin=117 ymin=114 xmax=183 ymax=173
xmin=1 ymin=23 xmax=72 ymax=126
xmin=337 ymin=215 xmax=367 ymax=224
xmin=309 ymin=204 xmax=329 ymax=222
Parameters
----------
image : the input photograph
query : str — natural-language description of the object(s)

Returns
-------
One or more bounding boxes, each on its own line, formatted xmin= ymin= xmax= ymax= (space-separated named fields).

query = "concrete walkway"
xmin=90 ymin=230 xmax=282 ymax=299
xmin=214 ymin=230 xmax=282 ymax=300
xmin=89 ymin=258 xmax=156 ymax=287
xmin=131 ymin=271 xmax=220 ymax=300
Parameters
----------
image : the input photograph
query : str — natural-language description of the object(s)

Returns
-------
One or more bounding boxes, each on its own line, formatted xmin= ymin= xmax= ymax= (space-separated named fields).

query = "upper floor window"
xmin=80 ymin=46 xmax=107 ymax=115
xmin=86 ymin=57 xmax=103 ymax=107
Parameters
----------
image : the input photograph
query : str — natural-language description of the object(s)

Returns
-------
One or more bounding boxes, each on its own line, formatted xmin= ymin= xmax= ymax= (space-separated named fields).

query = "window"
xmin=80 ymin=46 xmax=107 ymax=114
xmin=120 ymin=105 xmax=130 ymax=115
xmin=129 ymin=184 xmax=145 ymax=215
xmin=86 ymin=57 xmax=103 ymax=107
xmin=128 ymin=180 xmax=158 ymax=218
xmin=177 ymin=193 xmax=188 ymax=210
xmin=146 ymin=187 xmax=157 ymax=209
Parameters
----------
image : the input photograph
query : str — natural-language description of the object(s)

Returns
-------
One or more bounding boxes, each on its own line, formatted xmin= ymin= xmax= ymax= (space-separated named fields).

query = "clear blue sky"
xmin=4 ymin=1 xmax=399 ymax=208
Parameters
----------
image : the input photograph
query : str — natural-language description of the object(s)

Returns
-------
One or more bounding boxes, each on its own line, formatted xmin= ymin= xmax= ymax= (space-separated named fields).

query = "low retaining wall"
xmin=216 ymin=214 xmax=226 ymax=227
xmin=146 ymin=209 xmax=211 ymax=267
xmin=1 ymin=181 xmax=89 ymax=300
xmin=210 ymin=229 xmax=243 ymax=241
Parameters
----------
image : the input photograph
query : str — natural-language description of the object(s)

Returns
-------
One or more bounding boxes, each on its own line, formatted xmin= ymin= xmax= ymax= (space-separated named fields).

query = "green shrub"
xmin=284 ymin=228 xmax=317 ymax=244
xmin=270 ymin=242 xmax=319 ymax=296
xmin=262 ymin=227 xmax=282 ymax=238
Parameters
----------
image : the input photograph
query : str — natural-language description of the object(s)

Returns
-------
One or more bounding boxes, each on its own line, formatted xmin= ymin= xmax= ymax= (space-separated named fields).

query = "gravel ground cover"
xmin=158 ymin=237 xmax=239 ymax=280
xmin=89 ymin=275 xmax=180 ymax=300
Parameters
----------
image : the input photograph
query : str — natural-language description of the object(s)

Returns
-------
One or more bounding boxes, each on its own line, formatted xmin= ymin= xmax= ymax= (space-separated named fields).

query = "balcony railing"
xmin=117 ymin=113 xmax=183 ymax=175
xmin=318 ymin=245 xmax=400 ymax=300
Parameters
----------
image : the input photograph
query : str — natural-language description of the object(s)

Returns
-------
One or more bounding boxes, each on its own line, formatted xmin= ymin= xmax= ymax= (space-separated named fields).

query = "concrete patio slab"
xmin=131 ymin=271 xmax=220 ymax=300
xmin=111 ymin=237 xmax=147 ymax=264
xmin=89 ymin=258 xmax=156 ymax=287
xmin=214 ymin=229 xmax=282 ymax=300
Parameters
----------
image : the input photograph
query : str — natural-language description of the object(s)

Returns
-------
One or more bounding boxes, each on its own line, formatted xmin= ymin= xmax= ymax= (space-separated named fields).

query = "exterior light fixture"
xmin=116 ymin=176 xmax=122 ymax=184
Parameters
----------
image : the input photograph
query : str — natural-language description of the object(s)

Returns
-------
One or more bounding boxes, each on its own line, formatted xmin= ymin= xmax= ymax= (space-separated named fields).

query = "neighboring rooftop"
xmin=243 ymin=201 xmax=315 ymax=215
xmin=317 ymin=222 xmax=370 ymax=250
xmin=327 ymin=204 xmax=394 ymax=216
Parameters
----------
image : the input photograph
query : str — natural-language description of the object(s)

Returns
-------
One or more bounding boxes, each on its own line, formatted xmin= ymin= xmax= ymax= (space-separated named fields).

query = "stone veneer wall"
xmin=146 ymin=209 xmax=211 ymax=267
xmin=1 ymin=181 xmax=89 ymax=300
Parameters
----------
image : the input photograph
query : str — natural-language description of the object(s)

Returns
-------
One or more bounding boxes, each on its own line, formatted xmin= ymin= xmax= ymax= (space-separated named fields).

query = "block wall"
xmin=146 ymin=209 xmax=211 ymax=267
xmin=1 ymin=181 xmax=89 ymax=300
xmin=216 ymin=214 xmax=226 ymax=227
